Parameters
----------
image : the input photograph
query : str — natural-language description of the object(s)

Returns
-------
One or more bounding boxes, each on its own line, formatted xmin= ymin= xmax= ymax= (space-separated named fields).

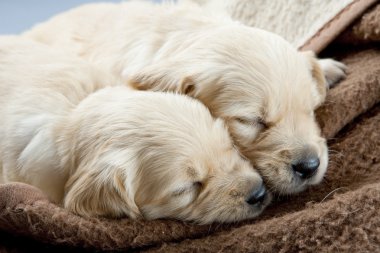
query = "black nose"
xmin=292 ymin=157 xmax=320 ymax=179
xmin=246 ymin=184 xmax=267 ymax=205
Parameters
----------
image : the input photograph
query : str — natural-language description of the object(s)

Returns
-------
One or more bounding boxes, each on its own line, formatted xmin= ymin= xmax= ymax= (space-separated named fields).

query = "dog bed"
xmin=1 ymin=1 xmax=380 ymax=252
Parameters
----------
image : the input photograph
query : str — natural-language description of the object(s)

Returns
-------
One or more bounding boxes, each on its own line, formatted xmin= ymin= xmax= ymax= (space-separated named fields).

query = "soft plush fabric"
xmin=1 ymin=2 xmax=380 ymax=253
xmin=337 ymin=3 xmax=380 ymax=45
xmin=187 ymin=0 xmax=377 ymax=53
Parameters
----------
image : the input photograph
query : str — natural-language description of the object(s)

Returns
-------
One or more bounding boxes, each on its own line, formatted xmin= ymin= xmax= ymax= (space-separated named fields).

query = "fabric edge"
xmin=300 ymin=0 xmax=378 ymax=53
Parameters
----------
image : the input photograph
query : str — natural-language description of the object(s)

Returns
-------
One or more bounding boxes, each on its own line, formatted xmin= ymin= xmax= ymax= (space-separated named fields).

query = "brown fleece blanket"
xmin=1 ymin=3 xmax=380 ymax=253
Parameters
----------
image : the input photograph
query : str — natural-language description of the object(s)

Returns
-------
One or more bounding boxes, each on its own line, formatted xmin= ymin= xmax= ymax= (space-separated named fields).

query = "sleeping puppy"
xmin=0 ymin=37 xmax=270 ymax=224
xmin=24 ymin=1 xmax=346 ymax=194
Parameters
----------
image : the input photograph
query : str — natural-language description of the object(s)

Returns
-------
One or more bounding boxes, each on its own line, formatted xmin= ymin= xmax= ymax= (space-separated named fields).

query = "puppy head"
xmin=224 ymin=50 xmax=329 ymax=194
xmin=128 ymin=26 xmax=329 ymax=194
xmin=61 ymin=88 xmax=270 ymax=223
xmin=133 ymin=124 xmax=271 ymax=224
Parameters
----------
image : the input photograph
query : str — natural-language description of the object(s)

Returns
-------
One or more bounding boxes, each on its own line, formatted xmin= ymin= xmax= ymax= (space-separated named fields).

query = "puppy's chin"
xmin=202 ymin=191 xmax=273 ymax=224
xmin=262 ymin=170 xmax=308 ymax=195
xmin=263 ymin=171 xmax=313 ymax=195
xmin=256 ymin=143 xmax=329 ymax=195
xmin=275 ymin=170 xmax=328 ymax=195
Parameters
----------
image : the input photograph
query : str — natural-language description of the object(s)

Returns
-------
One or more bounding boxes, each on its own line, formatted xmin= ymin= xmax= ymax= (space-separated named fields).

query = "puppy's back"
xmin=0 ymin=37 xmax=117 ymax=200
xmin=0 ymin=36 xmax=116 ymax=107
xmin=0 ymin=36 xmax=117 ymax=160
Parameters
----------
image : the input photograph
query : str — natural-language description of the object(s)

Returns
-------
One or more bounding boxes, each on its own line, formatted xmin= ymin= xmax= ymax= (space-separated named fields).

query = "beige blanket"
xmin=189 ymin=0 xmax=378 ymax=52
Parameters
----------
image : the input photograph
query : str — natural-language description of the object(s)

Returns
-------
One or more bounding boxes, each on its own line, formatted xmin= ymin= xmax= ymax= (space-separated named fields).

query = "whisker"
xmin=320 ymin=187 xmax=348 ymax=203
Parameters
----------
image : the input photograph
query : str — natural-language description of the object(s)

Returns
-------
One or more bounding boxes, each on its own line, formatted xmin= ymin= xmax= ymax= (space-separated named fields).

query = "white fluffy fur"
xmin=0 ymin=37 xmax=270 ymax=224
xmin=24 ymin=1 xmax=346 ymax=194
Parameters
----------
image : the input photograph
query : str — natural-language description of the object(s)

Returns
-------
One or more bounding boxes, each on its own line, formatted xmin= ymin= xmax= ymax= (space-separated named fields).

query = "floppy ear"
xmin=64 ymin=164 xmax=140 ymax=219
xmin=124 ymin=62 xmax=197 ymax=96
xmin=303 ymin=51 xmax=328 ymax=106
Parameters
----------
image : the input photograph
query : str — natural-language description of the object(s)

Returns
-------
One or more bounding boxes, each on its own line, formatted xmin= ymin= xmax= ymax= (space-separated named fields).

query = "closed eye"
xmin=172 ymin=182 xmax=203 ymax=197
xmin=235 ymin=117 xmax=268 ymax=129
xmin=172 ymin=187 xmax=191 ymax=197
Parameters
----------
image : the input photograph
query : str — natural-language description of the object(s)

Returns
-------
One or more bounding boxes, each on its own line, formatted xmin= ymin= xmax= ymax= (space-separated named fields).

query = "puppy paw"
xmin=318 ymin=59 xmax=347 ymax=88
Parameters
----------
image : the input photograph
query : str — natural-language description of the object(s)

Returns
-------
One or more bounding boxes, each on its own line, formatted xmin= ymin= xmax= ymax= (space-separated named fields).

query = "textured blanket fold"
xmin=337 ymin=3 xmax=380 ymax=45
xmin=1 ymin=2 xmax=380 ymax=252
xmin=189 ymin=0 xmax=378 ymax=53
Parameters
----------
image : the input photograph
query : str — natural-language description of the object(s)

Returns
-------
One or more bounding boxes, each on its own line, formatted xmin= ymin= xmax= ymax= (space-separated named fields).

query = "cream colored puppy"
xmin=0 ymin=37 xmax=270 ymax=224
xmin=24 ymin=1 xmax=346 ymax=194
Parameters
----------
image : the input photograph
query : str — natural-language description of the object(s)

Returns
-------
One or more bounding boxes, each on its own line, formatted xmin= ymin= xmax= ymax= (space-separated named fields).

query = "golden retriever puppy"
xmin=0 ymin=37 xmax=270 ymax=224
xmin=24 ymin=1 xmax=346 ymax=194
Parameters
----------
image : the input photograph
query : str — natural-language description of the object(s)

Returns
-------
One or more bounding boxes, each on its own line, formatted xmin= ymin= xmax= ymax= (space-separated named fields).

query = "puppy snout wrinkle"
xmin=246 ymin=184 xmax=267 ymax=205
xmin=292 ymin=154 xmax=320 ymax=179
